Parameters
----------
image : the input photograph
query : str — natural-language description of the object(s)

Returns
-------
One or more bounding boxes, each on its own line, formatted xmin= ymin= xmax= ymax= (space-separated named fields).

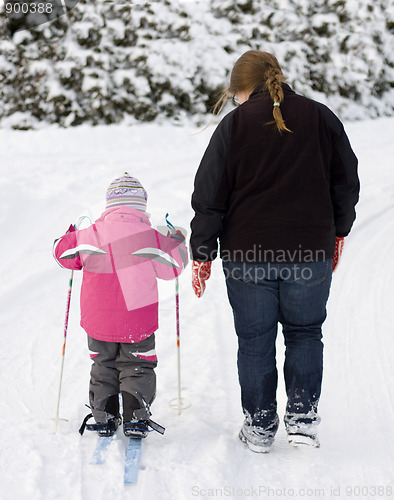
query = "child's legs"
xmin=88 ymin=336 xmax=120 ymax=422
xmin=117 ymin=334 xmax=158 ymax=420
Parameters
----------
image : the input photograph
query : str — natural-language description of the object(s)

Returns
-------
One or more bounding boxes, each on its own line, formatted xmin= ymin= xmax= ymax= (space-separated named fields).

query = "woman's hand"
xmin=192 ymin=261 xmax=212 ymax=297
xmin=332 ymin=237 xmax=345 ymax=272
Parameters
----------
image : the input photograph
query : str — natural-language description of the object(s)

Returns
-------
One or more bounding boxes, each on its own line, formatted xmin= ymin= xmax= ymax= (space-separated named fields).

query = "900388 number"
xmin=345 ymin=485 xmax=392 ymax=497
xmin=5 ymin=2 xmax=53 ymax=15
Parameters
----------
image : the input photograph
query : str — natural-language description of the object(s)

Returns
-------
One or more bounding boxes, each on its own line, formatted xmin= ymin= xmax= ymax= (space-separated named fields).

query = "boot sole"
xmin=288 ymin=433 xmax=320 ymax=448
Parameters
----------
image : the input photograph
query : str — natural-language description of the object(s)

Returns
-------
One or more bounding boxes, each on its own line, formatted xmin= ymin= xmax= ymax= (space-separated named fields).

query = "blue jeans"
xmin=223 ymin=261 xmax=332 ymax=437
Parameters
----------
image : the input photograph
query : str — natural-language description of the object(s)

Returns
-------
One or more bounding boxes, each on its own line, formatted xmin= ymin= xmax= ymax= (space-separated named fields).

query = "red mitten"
xmin=170 ymin=229 xmax=186 ymax=243
xmin=192 ymin=261 xmax=212 ymax=298
xmin=332 ymin=237 xmax=345 ymax=272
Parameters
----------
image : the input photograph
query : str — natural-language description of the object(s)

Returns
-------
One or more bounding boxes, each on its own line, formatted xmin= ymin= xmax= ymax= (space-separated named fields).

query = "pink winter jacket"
xmin=53 ymin=207 xmax=188 ymax=343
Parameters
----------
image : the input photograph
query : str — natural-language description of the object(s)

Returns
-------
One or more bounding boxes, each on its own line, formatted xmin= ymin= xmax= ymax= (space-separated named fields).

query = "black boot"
xmin=85 ymin=416 xmax=121 ymax=436
xmin=122 ymin=392 xmax=142 ymax=421
xmin=121 ymin=392 xmax=165 ymax=438
xmin=122 ymin=392 xmax=150 ymax=438
xmin=105 ymin=394 xmax=120 ymax=416
xmin=80 ymin=394 xmax=122 ymax=436
xmin=123 ymin=420 xmax=150 ymax=438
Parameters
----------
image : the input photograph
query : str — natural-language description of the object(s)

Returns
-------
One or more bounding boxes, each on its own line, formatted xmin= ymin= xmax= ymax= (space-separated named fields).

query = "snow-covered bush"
xmin=0 ymin=0 xmax=393 ymax=129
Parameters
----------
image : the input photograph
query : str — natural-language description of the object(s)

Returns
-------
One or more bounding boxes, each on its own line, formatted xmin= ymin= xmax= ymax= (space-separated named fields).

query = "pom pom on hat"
xmin=106 ymin=172 xmax=148 ymax=211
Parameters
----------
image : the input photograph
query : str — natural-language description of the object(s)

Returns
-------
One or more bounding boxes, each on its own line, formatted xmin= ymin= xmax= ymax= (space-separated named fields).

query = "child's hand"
xmin=192 ymin=260 xmax=212 ymax=298
xmin=169 ymin=229 xmax=186 ymax=243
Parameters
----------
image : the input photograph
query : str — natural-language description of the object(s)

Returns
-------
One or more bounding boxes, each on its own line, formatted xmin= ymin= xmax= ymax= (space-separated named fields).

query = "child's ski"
xmin=124 ymin=437 xmax=142 ymax=485
xmin=89 ymin=435 xmax=114 ymax=465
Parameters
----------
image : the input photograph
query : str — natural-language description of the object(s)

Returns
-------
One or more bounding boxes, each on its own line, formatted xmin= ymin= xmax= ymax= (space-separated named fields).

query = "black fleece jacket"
xmin=190 ymin=84 xmax=359 ymax=262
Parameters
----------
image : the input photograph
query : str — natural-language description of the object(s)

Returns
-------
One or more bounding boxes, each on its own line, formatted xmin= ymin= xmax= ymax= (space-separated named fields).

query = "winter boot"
xmin=121 ymin=392 xmax=166 ymax=438
xmin=79 ymin=394 xmax=122 ymax=436
xmin=285 ymin=420 xmax=320 ymax=448
xmin=123 ymin=420 xmax=150 ymax=438
xmin=286 ymin=425 xmax=320 ymax=448
xmin=122 ymin=392 xmax=149 ymax=438
xmin=85 ymin=415 xmax=121 ymax=436
xmin=239 ymin=414 xmax=279 ymax=453
xmin=239 ymin=427 xmax=273 ymax=453
xmin=287 ymin=432 xmax=320 ymax=448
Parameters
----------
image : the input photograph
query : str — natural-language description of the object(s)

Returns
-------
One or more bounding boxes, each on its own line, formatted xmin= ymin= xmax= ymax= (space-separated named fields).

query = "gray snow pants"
xmin=88 ymin=333 xmax=157 ymax=423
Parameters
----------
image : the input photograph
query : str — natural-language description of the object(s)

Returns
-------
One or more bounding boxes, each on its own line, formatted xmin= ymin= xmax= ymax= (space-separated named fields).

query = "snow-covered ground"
xmin=0 ymin=116 xmax=393 ymax=499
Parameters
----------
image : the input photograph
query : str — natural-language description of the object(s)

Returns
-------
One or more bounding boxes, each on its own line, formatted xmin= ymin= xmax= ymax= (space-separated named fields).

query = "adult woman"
xmin=190 ymin=51 xmax=359 ymax=453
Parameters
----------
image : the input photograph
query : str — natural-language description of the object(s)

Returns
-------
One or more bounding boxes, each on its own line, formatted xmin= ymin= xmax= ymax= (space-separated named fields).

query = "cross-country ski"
xmin=124 ymin=438 xmax=143 ymax=485
xmin=89 ymin=433 xmax=143 ymax=485
xmin=89 ymin=436 xmax=114 ymax=466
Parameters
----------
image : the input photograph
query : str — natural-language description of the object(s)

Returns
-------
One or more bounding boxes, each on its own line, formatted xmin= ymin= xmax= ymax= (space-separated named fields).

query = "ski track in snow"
xmin=0 ymin=118 xmax=393 ymax=499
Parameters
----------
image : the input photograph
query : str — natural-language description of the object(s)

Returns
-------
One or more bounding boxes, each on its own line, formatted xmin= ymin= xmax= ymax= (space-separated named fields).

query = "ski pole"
xmin=53 ymin=216 xmax=89 ymax=433
xmin=165 ymin=214 xmax=190 ymax=415
xmin=53 ymin=268 xmax=74 ymax=433
xmin=174 ymin=274 xmax=182 ymax=415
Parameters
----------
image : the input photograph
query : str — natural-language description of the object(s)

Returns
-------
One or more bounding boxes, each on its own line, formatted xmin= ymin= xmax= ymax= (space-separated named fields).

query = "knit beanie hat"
xmin=106 ymin=173 xmax=148 ymax=211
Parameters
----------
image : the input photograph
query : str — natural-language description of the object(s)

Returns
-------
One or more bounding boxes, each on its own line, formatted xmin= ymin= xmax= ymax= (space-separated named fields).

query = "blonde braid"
xmin=266 ymin=67 xmax=291 ymax=133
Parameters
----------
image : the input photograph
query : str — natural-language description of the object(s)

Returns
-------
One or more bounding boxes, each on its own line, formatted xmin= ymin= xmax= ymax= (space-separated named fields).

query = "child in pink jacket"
xmin=53 ymin=173 xmax=187 ymax=438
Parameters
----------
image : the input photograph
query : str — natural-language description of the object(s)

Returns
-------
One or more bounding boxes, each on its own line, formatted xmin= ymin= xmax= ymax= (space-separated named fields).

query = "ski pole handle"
xmin=165 ymin=212 xmax=176 ymax=234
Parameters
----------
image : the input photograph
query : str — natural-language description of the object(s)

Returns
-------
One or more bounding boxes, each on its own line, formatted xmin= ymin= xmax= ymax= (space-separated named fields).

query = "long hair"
xmin=213 ymin=50 xmax=291 ymax=133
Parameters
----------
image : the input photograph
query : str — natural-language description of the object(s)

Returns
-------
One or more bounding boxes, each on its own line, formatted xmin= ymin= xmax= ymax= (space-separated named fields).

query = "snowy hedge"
xmin=0 ymin=0 xmax=393 ymax=129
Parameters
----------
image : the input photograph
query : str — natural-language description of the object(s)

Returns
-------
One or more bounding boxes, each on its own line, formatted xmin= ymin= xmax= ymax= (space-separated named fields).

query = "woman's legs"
xmin=223 ymin=262 xmax=280 ymax=444
xmin=279 ymin=261 xmax=332 ymax=440
xmin=223 ymin=260 xmax=332 ymax=448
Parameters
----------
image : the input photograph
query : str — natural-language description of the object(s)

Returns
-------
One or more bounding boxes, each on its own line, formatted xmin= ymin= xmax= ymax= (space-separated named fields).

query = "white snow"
xmin=0 ymin=117 xmax=393 ymax=499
